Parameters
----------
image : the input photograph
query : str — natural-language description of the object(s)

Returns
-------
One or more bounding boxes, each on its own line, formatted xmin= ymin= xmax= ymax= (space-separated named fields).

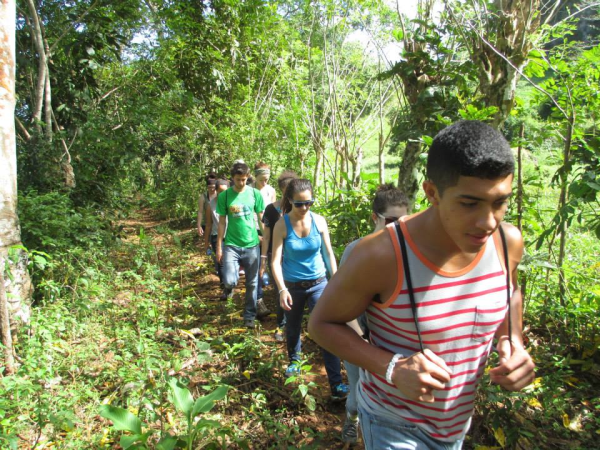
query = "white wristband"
xmin=385 ymin=353 xmax=403 ymax=384
xmin=278 ymin=287 xmax=288 ymax=295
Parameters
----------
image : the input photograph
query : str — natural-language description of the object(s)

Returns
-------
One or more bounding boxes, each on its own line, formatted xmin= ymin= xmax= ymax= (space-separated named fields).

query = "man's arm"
xmin=204 ymin=211 xmax=212 ymax=248
xmin=270 ymin=220 xmax=293 ymax=310
xmin=254 ymin=188 xmax=265 ymax=235
xmin=489 ymin=223 xmax=535 ymax=391
xmin=260 ymin=223 xmax=270 ymax=278
xmin=216 ymin=215 xmax=227 ymax=263
xmin=197 ymin=195 xmax=205 ymax=237
xmin=308 ymin=231 xmax=452 ymax=403
xmin=257 ymin=211 xmax=265 ymax=235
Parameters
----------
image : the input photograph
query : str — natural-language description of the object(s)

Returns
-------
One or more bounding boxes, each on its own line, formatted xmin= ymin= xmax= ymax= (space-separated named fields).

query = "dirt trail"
xmin=125 ymin=209 xmax=360 ymax=449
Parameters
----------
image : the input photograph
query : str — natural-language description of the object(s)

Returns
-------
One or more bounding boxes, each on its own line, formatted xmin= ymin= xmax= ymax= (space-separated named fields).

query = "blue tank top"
xmin=282 ymin=212 xmax=327 ymax=282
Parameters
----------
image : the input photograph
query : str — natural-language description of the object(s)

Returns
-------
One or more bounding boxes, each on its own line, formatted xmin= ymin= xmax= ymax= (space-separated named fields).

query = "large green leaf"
xmin=194 ymin=418 xmax=222 ymax=431
xmin=168 ymin=379 xmax=194 ymax=416
xmin=120 ymin=434 xmax=147 ymax=449
xmin=156 ymin=435 xmax=178 ymax=450
xmin=298 ymin=384 xmax=308 ymax=398
xmin=192 ymin=385 xmax=229 ymax=416
xmin=99 ymin=405 xmax=142 ymax=434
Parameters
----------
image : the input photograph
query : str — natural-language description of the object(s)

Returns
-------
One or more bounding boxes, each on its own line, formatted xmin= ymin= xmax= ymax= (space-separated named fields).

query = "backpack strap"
xmin=394 ymin=222 xmax=425 ymax=354
xmin=498 ymin=224 xmax=513 ymax=346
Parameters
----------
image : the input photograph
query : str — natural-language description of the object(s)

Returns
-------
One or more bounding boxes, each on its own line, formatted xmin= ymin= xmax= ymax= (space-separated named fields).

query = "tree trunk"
xmin=25 ymin=0 xmax=46 ymax=133
xmin=351 ymin=147 xmax=363 ymax=188
xmin=479 ymin=58 xmax=528 ymax=129
xmin=0 ymin=258 xmax=15 ymax=375
xmin=44 ymin=70 xmax=52 ymax=142
xmin=25 ymin=0 xmax=77 ymax=189
xmin=397 ymin=140 xmax=422 ymax=208
xmin=463 ymin=0 xmax=545 ymax=128
xmin=394 ymin=4 xmax=436 ymax=209
xmin=557 ymin=116 xmax=574 ymax=304
xmin=0 ymin=0 xmax=33 ymax=328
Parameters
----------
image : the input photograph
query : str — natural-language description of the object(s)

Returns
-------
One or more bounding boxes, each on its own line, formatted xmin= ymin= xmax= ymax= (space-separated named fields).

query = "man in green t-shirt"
xmin=216 ymin=162 xmax=265 ymax=328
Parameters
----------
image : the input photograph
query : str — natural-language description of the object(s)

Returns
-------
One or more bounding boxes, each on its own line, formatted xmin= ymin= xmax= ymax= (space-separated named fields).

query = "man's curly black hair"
xmin=426 ymin=120 xmax=514 ymax=194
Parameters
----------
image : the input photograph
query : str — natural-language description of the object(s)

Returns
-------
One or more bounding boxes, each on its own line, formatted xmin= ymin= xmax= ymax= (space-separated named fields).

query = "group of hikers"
xmin=197 ymin=120 xmax=535 ymax=449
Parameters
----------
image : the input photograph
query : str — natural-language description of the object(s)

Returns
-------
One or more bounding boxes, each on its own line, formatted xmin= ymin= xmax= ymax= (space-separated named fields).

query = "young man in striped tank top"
xmin=309 ymin=120 xmax=535 ymax=449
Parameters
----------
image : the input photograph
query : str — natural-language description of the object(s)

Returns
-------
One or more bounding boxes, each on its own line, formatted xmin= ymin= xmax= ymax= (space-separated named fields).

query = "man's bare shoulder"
xmin=335 ymin=227 xmax=397 ymax=297
xmin=353 ymin=228 xmax=396 ymax=261
xmin=501 ymin=222 xmax=524 ymax=263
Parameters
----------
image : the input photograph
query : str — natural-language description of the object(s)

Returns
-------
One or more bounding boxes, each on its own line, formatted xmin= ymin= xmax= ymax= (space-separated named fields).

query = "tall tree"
xmin=0 ymin=0 xmax=33 ymax=335
xmin=16 ymin=0 xmax=145 ymax=192
xmin=388 ymin=0 xmax=469 ymax=205
xmin=449 ymin=0 xmax=564 ymax=128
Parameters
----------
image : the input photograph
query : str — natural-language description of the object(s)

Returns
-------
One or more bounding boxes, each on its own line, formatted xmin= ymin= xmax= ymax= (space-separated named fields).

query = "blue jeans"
xmin=222 ymin=245 xmax=260 ymax=320
xmin=285 ymin=279 xmax=342 ymax=390
xmin=345 ymin=361 xmax=360 ymax=416
xmin=209 ymin=234 xmax=223 ymax=282
xmin=359 ymin=408 xmax=464 ymax=450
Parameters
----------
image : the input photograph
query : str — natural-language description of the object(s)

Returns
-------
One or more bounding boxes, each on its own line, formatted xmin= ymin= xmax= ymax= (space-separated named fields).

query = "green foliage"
xmin=458 ymin=104 xmax=500 ymax=122
xmin=385 ymin=9 xmax=476 ymax=146
xmin=100 ymin=381 xmax=229 ymax=450
xmin=15 ymin=0 xmax=147 ymax=194
xmin=284 ymin=361 xmax=318 ymax=412
xmin=315 ymin=178 xmax=379 ymax=258
xmin=99 ymin=405 xmax=142 ymax=435
xmin=18 ymin=190 xmax=113 ymax=253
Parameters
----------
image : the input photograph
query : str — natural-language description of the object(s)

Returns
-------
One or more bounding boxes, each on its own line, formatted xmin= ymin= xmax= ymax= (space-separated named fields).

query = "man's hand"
xmin=198 ymin=227 xmax=204 ymax=237
xmin=259 ymin=262 xmax=265 ymax=278
xmin=489 ymin=336 xmax=535 ymax=391
xmin=280 ymin=290 xmax=293 ymax=311
xmin=391 ymin=349 xmax=453 ymax=403
xmin=216 ymin=248 xmax=222 ymax=264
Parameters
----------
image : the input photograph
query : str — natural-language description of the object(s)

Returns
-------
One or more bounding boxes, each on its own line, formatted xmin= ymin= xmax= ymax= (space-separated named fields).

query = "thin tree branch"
xmin=15 ymin=117 xmax=31 ymax=141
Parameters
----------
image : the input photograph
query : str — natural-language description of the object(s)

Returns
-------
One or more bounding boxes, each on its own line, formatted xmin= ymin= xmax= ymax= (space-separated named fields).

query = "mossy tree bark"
xmin=0 ymin=0 xmax=33 ymax=335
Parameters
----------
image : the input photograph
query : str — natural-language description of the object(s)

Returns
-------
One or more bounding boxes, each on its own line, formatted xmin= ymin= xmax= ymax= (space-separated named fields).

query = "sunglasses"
xmin=292 ymin=200 xmax=315 ymax=208
xmin=377 ymin=213 xmax=399 ymax=225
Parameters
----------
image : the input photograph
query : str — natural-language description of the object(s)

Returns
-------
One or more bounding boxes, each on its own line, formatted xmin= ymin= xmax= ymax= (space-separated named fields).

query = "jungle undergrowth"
xmin=1 ymin=209 xmax=598 ymax=449
xmin=0 ymin=211 xmax=347 ymax=450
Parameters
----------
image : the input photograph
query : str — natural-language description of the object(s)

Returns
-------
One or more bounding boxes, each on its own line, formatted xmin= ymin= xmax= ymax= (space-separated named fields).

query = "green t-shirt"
xmin=216 ymin=187 xmax=265 ymax=248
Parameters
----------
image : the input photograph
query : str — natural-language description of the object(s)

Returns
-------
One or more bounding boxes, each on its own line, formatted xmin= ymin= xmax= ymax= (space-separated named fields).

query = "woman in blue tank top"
xmin=271 ymin=179 xmax=348 ymax=401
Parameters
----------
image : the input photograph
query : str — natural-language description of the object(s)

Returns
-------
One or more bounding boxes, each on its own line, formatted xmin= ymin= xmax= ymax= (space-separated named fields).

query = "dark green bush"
xmin=18 ymin=190 xmax=113 ymax=253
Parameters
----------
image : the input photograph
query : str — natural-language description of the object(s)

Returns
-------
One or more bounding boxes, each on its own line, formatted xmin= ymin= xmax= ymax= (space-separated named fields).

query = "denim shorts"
xmin=358 ymin=408 xmax=464 ymax=450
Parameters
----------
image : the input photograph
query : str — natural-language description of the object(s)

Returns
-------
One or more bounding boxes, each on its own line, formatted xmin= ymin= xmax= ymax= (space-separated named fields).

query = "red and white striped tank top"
xmin=357 ymin=217 xmax=510 ymax=442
